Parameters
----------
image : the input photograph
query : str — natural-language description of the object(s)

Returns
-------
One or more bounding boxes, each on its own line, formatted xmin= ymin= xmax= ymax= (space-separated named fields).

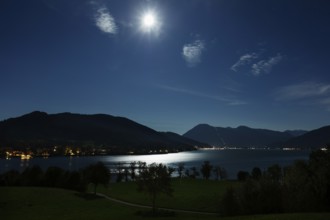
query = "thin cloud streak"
xmin=95 ymin=6 xmax=117 ymax=35
xmin=157 ymin=84 xmax=247 ymax=106
xmin=231 ymin=53 xmax=258 ymax=72
xmin=252 ymin=54 xmax=282 ymax=76
xmin=275 ymin=81 xmax=330 ymax=111
xmin=182 ymin=40 xmax=205 ymax=67
xmin=275 ymin=82 xmax=330 ymax=101
xmin=231 ymin=52 xmax=282 ymax=76
xmin=227 ymin=100 xmax=248 ymax=106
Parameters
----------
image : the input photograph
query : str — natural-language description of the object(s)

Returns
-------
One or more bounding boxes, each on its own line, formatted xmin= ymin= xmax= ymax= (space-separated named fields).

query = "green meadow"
xmin=99 ymin=178 xmax=238 ymax=213
xmin=2 ymin=179 xmax=330 ymax=220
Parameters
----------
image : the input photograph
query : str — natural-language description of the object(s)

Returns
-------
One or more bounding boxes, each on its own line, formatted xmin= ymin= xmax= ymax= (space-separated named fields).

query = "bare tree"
xmin=213 ymin=166 xmax=221 ymax=180
xmin=177 ymin=162 xmax=185 ymax=178
xmin=84 ymin=162 xmax=110 ymax=194
xmin=201 ymin=161 xmax=213 ymax=180
xmin=136 ymin=163 xmax=173 ymax=215
xmin=190 ymin=166 xmax=199 ymax=178
xmin=129 ymin=161 xmax=137 ymax=180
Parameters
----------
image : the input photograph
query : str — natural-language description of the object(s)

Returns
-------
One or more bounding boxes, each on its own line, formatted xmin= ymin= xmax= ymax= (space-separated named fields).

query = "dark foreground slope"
xmin=2 ymin=187 xmax=330 ymax=220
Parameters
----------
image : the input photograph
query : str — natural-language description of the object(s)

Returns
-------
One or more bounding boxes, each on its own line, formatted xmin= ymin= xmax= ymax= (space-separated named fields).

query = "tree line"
xmin=221 ymin=148 xmax=330 ymax=216
xmin=0 ymin=162 xmax=110 ymax=193
xmin=0 ymin=160 xmax=224 ymax=190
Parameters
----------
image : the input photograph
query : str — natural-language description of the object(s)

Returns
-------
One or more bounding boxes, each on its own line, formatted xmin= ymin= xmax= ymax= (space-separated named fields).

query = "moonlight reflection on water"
xmin=103 ymin=151 xmax=200 ymax=165
xmin=0 ymin=149 xmax=310 ymax=179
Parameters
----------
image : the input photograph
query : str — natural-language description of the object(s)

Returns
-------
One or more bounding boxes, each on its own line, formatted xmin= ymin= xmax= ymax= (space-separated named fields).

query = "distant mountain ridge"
xmin=0 ymin=111 xmax=206 ymax=151
xmin=183 ymin=124 xmax=294 ymax=148
xmin=184 ymin=123 xmax=330 ymax=149
xmin=284 ymin=125 xmax=330 ymax=148
xmin=1 ymin=112 xmax=329 ymax=151
xmin=284 ymin=130 xmax=308 ymax=137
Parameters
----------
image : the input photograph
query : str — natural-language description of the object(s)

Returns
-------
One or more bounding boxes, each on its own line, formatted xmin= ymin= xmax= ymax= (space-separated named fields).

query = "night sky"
xmin=1 ymin=0 xmax=330 ymax=134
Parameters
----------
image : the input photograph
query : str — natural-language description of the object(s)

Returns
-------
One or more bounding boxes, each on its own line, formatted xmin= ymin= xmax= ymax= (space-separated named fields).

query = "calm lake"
xmin=0 ymin=149 xmax=311 ymax=179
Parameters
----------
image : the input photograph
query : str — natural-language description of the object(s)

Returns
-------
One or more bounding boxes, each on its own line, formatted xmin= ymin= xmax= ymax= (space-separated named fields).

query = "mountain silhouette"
xmin=183 ymin=124 xmax=294 ymax=148
xmin=284 ymin=130 xmax=308 ymax=137
xmin=284 ymin=125 xmax=330 ymax=148
xmin=0 ymin=111 xmax=206 ymax=151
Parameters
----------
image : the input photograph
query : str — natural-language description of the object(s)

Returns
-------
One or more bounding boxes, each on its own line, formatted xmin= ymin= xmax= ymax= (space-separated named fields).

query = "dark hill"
xmin=183 ymin=124 xmax=293 ymax=148
xmin=284 ymin=130 xmax=308 ymax=137
xmin=284 ymin=125 xmax=330 ymax=148
xmin=0 ymin=111 xmax=205 ymax=151
xmin=160 ymin=132 xmax=208 ymax=147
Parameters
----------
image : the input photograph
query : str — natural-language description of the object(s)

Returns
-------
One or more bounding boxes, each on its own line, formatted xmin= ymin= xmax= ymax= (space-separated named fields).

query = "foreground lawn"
xmin=1 ymin=187 xmax=215 ymax=220
xmin=100 ymin=178 xmax=238 ymax=213
xmin=2 ymin=186 xmax=330 ymax=220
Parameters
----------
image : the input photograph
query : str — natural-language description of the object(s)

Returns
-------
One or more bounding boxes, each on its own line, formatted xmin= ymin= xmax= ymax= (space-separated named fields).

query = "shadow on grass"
xmin=135 ymin=210 xmax=176 ymax=218
xmin=0 ymin=202 xmax=7 ymax=208
xmin=74 ymin=193 xmax=104 ymax=201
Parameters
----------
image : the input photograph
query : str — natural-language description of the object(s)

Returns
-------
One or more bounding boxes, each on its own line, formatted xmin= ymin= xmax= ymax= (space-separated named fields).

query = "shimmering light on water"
xmin=0 ymin=149 xmax=311 ymax=179
xmin=102 ymin=151 xmax=200 ymax=165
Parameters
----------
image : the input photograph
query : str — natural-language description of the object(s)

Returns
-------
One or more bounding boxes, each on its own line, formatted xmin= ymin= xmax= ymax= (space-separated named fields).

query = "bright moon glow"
xmin=140 ymin=11 xmax=160 ymax=33
xmin=142 ymin=13 xmax=156 ymax=28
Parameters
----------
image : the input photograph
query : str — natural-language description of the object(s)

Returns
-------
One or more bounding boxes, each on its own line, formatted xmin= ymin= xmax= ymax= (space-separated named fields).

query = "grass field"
xmin=2 ymin=183 xmax=330 ymax=220
xmin=2 ymin=186 xmax=217 ymax=220
xmin=99 ymin=178 xmax=238 ymax=212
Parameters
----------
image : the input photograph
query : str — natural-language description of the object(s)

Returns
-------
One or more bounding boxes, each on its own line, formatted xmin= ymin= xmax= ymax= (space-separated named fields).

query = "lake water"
xmin=0 ymin=149 xmax=311 ymax=179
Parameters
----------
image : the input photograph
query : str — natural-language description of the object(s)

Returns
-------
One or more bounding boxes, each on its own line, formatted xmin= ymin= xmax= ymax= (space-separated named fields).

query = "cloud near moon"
xmin=182 ymin=40 xmax=205 ymax=67
xmin=95 ymin=6 xmax=118 ymax=35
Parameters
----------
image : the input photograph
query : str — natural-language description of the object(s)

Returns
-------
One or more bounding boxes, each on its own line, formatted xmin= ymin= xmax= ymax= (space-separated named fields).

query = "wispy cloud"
xmin=227 ymin=100 xmax=248 ymax=106
xmin=231 ymin=52 xmax=282 ymax=76
xmin=275 ymin=81 xmax=330 ymax=110
xmin=182 ymin=40 xmax=205 ymax=67
xmin=231 ymin=53 xmax=258 ymax=72
xmin=156 ymin=84 xmax=247 ymax=106
xmin=94 ymin=6 xmax=117 ymax=35
xmin=275 ymin=82 xmax=330 ymax=101
xmin=251 ymin=54 xmax=282 ymax=76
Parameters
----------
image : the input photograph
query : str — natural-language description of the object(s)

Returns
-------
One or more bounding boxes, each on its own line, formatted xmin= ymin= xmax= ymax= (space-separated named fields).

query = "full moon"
xmin=140 ymin=11 xmax=160 ymax=33
xmin=142 ymin=13 xmax=156 ymax=28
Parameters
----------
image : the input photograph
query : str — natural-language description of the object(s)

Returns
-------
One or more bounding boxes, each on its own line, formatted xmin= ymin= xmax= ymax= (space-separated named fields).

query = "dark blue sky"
xmin=1 ymin=0 xmax=330 ymax=134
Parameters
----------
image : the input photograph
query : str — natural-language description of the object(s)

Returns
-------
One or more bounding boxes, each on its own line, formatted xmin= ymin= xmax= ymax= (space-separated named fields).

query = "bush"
xmin=237 ymin=170 xmax=249 ymax=181
xmin=221 ymin=187 xmax=240 ymax=216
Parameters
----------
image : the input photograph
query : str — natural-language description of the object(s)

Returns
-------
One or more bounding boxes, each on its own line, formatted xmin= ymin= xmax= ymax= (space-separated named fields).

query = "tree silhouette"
xmin=137 ymin=161 xmax=147 ymax=174
xmin=201 ymin=161 xmax=213 ymax=180
xmin=213 ymin=165 xmax=227 ymax=180
xmin=115 ymin=163 xmax=123 ymax=183
xmin=124 ymin=167 xmax=129 ymax=182
xmin=213 ymin=166 xmax=221 ymax=180
xmin=21 ymin=165 xmax=43 ymax=186
xmin=266 ymin=164 xmax=282 ymax=183
xmin=309 ymin=147 xmax=330 ymax=209
xmin=237 ymin=171 xmax=249 ymax=181
xmin=2 ymin=169 xmax=20 ymax=186
xmin=220 ymin=167 xmax=228 ymax=180
xmin=129 ymin=161 xmax=137 ymax=180
xmin=177 ymin=162 xmax=185 ymax=178
xmin=190 ymin=166 xmax=199 ymax=178
xmin=184 ymin=168 xmax=190 ymax=177
xmin=84 ymin=162 xmax=110 ymax=194
xmin=64 ymin=170 xmax=85 ymax=191
xmin=44 ymin=166 xmax=64 ymax=187
xmin=136 ymin=163 xmax=173 ymax=215
xmin=251 ymin=167 xmax=262 ymax=180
